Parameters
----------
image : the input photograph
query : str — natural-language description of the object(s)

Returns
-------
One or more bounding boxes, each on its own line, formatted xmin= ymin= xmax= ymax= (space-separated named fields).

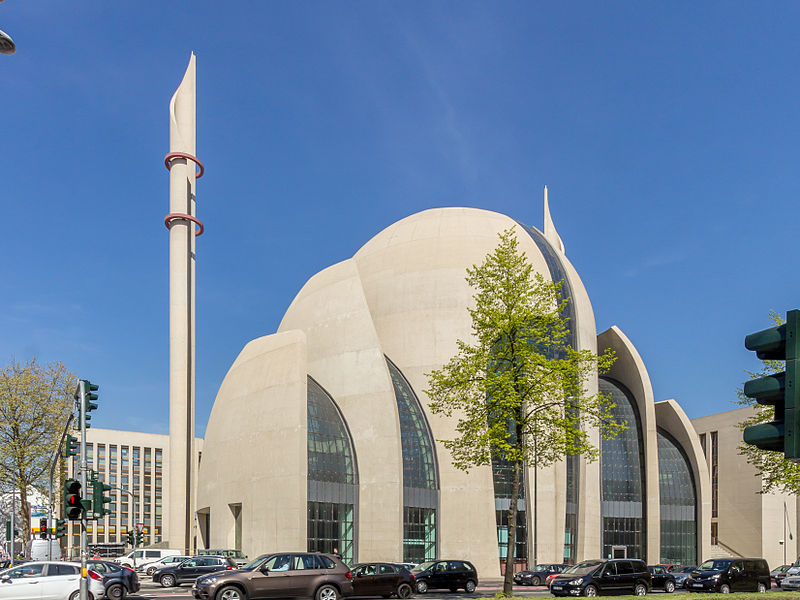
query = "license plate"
xmin=692 ymin=584 xmax=703 ymax=588
xmin=552 ymin=585 xmax=563 ymax=590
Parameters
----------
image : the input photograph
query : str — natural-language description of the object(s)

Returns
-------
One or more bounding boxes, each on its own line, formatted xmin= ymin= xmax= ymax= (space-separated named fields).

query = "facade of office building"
xmin=693 ymin=407 xmax=800 ymax=568
xmin=66 ymin=428 xmax=202 ymax=556
xmin=196 ymin=206 xmax=710 ymax=577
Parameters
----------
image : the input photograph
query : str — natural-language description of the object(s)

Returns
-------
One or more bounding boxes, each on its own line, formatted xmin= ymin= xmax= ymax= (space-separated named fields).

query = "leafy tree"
xmin=0 ymin=358 xmax=75 ymax=544
xmin=736 ymin=311 xmax=800 ymax=493
xmin=425 ymin=229 xmax=621 ymax=595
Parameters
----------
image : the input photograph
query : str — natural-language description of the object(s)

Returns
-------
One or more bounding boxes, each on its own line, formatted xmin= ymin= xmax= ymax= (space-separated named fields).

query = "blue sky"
xmin=1 ymin=2 xmax=798 ymax=436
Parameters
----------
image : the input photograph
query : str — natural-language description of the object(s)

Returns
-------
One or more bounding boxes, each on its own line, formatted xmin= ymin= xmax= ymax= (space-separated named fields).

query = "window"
xmin=600 ymin=378 xmax=646 ymax=561
xmin=48 ymin=564 xmax=78 ymax=576
xmin=403 ymin=507 xmax=436 ymax=564
xmin=658 ymin=428 xmax=697 ymax=565
xmin=617 ymin=562 xmax=634 ymax=575
xmin=7 ymin=564 xmax=44 ymax=578
xmin=699 ymin=433 xmax=706 ymax=458
xmin=711 ymin=432 xmax=718 ymax=518
xmin=380 ymin=564 xmax=397 ymax=574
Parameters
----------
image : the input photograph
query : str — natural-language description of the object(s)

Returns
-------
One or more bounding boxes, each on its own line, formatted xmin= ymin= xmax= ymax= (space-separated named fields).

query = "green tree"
xmin=737 ymin=311 xmax=800 ymax=493
xmin=0 ymin=358 xmax=75 ymax=544
xmin=425 ymin=229 xmax=621 ymax=595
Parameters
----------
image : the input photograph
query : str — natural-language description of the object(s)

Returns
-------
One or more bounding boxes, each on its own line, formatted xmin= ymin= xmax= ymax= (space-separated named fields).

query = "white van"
xmin=115 ymin=548 xmax=182 ymax=569
xmin=25 ymin=539 xmax=61 ymax=561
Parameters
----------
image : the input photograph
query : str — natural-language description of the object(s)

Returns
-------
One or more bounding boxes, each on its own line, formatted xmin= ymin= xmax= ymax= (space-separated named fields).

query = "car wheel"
xmin=665 ymin=581 xmax=675 ymax=593
xmin=583 ymin=584 xmax=598 ymax=597
xmin=634 ymin=583 xmax=647 ymax=596
xmin=719 ymin=584 xmax=731 ymax=594
xmin=758 ymin=583 xmax=767 ymax=593
xmin=465 ymin=580 xmax=476 ymax=593
xmin=218 ymin=585 xmax=247 ymax=600
xmin=106 ymin=583 xmax=126 ymax=599
xmin=396 ymin=583 xmax=414 ymax=599
xmin=316 ymin=584 xmax=339 ymax=600
xmin=69 ymin=593 xmax=93 ymax=600
xmin=532 ymin=576 xmax=541 ymax=586
xmin=146 ymin=566 xmax=157 ymax=576
xmin=160 ymin=574 xmax=176 ymax=588
xmin=416 ymin=581 xmax=428 ymax=594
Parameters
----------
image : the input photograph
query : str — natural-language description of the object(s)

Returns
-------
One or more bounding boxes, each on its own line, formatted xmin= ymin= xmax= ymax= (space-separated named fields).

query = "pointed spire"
xmin=543 ymin=185 xmax=565 ymax=254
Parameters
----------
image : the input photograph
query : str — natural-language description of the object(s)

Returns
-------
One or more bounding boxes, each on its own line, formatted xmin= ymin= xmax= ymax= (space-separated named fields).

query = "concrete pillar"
xmin=167 ymin=54 xmax=197 ymax=553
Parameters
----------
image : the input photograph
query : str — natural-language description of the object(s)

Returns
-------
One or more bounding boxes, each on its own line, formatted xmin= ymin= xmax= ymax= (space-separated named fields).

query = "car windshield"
xmin=530 ymin=565 xmax=548 ymax=572
xmin=240 ymin=555 xmax=269 ymax=571
xmin=698 ymin=560 xmax=732 ymax=571
xmin=567 ymin=561 xmax=604 ymax=576
xmin=413 ymin=562 xmax=436 ymax=573
xmin=680 ymin=566 xmax=696 ymax=573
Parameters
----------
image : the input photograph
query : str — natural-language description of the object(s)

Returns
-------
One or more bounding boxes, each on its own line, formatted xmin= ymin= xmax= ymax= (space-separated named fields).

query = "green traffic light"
xmin=65 ymin=434 xmax=79 ymax=458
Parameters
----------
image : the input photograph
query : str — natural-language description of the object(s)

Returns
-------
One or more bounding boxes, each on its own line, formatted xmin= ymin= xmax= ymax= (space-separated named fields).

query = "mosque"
xmin=195 ymin=201 xmax=710 ymax=578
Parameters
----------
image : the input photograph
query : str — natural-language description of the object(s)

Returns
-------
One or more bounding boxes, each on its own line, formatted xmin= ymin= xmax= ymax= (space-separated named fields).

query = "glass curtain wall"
xmin=386 ymin=357 xmax=439 ymax=563
xmin=306 ymin=376 xmax=358 ymax=564
xmin=599 ymin=377 xmax=647 ymax=560
xmin=657 ymin=429 xmax=697 ymax=565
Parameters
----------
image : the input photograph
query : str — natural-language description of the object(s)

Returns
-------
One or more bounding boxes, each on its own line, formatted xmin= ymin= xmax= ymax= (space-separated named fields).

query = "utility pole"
xmin=9 ymin=489 xmax=14 ymax=566
xmin=78 ymin=380 xmax=89 ymax=600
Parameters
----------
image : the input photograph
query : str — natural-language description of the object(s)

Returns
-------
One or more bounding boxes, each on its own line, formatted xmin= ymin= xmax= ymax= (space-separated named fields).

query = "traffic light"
xmin=743 ymin=309 xmax=800 ymax=459
xmin=65 ymin=434 xmax=79 ymax=458
xmin=55 ymin=519 xmax=66 ymax=538
xmin=80 ymin=379 xmax=99 ymax=427
xmin=126 ymin=530 xmax=135 ymax=546
xmin=64 ymin=478 xmax=89 ymax=520
xmin=135 ymin=529 xmax=144 ymax=545
xmin=39 ymin=518 xmax=47 ymax=540
xmin=91 ymin=480 xmax=113 ymax=517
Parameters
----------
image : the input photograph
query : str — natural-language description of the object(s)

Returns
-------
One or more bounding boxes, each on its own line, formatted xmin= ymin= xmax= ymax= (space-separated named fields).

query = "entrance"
xmin=611 ymin=545 xmax=627 ymax=559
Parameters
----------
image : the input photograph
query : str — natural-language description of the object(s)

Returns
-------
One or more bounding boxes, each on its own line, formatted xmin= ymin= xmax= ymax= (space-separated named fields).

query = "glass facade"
xmin=306 ymin=376 xmax=358 ymax=564
xmin=386 ymin=357 xmax=439 ymax=563
xmin=711 ymin=431 xmax=718 ymax=518
xmin=657 ymin=428 xmax=697 ymax=565
xmin=599 ymin=377 xmax=646 ymax=560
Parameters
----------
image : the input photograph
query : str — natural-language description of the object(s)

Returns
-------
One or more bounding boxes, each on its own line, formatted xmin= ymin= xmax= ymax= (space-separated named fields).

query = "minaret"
xmin=543 ymin=185 xmax=565 ymax=254
xmin=164 ymin=53 xmax=203 ymax=554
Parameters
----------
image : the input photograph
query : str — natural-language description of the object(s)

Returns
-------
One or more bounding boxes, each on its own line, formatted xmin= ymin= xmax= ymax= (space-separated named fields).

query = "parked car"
xmin=196 ymin=548 xmax=249 ymax=568
xmin=647 ymin=566 xmax=677 ymax=593
xmin=781 ymin=574 xmax=800 ymax=591
xmin=671 ymin=566 xmax=697 ymax=589
xmin=771 ymin=564 xmax=791 ymax=585
xmin=351 ymin=562 xmax=415 ymax=598
xmin=115 ymin=548 xmax=182 ymax=569
xmin=549 ymin=559 xmax=651 ymax=597
xmin=545 ymin=572 xmax=560 ymax=588
xmin=190 ymin=552 xmax=353 ymax=600
xmin=687 ymin=558 xmax=770 ymax=593
xmin=87 ymin=559 xmax=140 ymax=600
xmin=411 ymin=560 xmax=478 ymax=593
xmin=154 ymin=555 xmax=237 ymax=587
xmin=144 ymin=555 xmax=191 ymax=576
xmin=659 ymin=564 xmax=683 ymax=573
xmin=514 ymin=564 xmax=567 ymax=586
xmin=0 ymin=560 xmax=105 ymax=600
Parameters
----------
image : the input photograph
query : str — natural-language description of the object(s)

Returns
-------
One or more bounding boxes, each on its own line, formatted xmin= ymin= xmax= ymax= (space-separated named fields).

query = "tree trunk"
xmin=19 ymin=484 xmax=30 ymax=546
xmin=503 ymin=458 xmax=522 ymax=596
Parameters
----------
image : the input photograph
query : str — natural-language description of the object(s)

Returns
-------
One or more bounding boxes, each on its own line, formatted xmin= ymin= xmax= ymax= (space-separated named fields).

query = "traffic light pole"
xmin=48 ymin=414 xmax=74 ymax=560
xmin=78 ymin=380 xmax=88 ymax=600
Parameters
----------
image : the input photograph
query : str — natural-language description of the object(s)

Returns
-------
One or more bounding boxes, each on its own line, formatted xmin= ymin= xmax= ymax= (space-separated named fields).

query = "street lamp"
xmin=0 ymin=29 xmax=15 ymax=55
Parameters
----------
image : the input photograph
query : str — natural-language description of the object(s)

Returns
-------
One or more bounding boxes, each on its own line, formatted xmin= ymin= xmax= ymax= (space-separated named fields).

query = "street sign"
xmin=135 ymin=522 xmax=144 ymax=533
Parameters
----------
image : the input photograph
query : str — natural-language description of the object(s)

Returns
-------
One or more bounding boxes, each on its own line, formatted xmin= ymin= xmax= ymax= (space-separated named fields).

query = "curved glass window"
xmin=307 ymin=377 xmax=358 ymax=564
xmin=386 ymin=357 xmax=439 ymax=563
xmin=658 ymin=428 xmax=697 ymax=565
xmin=599 ymin=377 xmax=646 ymax=560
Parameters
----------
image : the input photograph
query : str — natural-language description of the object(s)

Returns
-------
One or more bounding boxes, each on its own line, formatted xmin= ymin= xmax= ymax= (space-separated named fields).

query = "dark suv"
xmin=154 ymin=556 xmax=237 ymax=587
xmin=550 ymin=559 xmax=651 ymax=597
xmin=191 ymin=552 xmax=353 ymax=600
xmin=87 ymin=559 xmax=140 ymax=599
xmin=411 ymin=560 xmax=478 ymax=593
xmin=687 ymin=558 xmax=770 ymax=593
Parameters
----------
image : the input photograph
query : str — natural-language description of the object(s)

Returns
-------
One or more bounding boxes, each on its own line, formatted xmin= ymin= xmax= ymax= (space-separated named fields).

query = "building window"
xmin=306 ymin=376 xmax=358 ymax=564
xmin=657 ymin=429 xmax=697 ymax=565
xmin=711 ymin=522 xmax=719 ymax=546
xmin=711 ymin=431 xmax=718 ymax=518
xmin=699 ymin=433 xmax=706 ymax=458
xmin=599 ymin=377 xmax=646 ymax=561
xmin=496 ymin=508 xmax=527 ymax=563
xmin=386 ymin=357 xmax=439 ymax=563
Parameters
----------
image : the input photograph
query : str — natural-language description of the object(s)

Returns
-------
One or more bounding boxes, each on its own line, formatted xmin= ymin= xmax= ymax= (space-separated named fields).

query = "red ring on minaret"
xmin=165 ymin=213 xmax=204 ymax=236
xmin=165 ymin=152 xmax=204 ymax=179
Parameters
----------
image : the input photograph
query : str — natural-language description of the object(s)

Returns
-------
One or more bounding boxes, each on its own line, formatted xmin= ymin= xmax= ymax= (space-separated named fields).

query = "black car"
xmin=671 ymin=566 xmax=697 ymax=589
xmin=411 ymin=560 xmax=478 ymax=593
xmin=154 ymin=555 xmax=237 ymax=587
xmin=687 ymin=558 xmax=770 ymax=593
xmin=87 ymin=560 xmax=140 ymax=600
xmin=647 ymin=566 xmax=676 ymax=593
xmin=550 ymin=559 xmax=651 ymax=597
xmin=515 ymin=565 xmax=567 ymax=586
xmin=351 ymin=562 xmax=416 ymax=598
